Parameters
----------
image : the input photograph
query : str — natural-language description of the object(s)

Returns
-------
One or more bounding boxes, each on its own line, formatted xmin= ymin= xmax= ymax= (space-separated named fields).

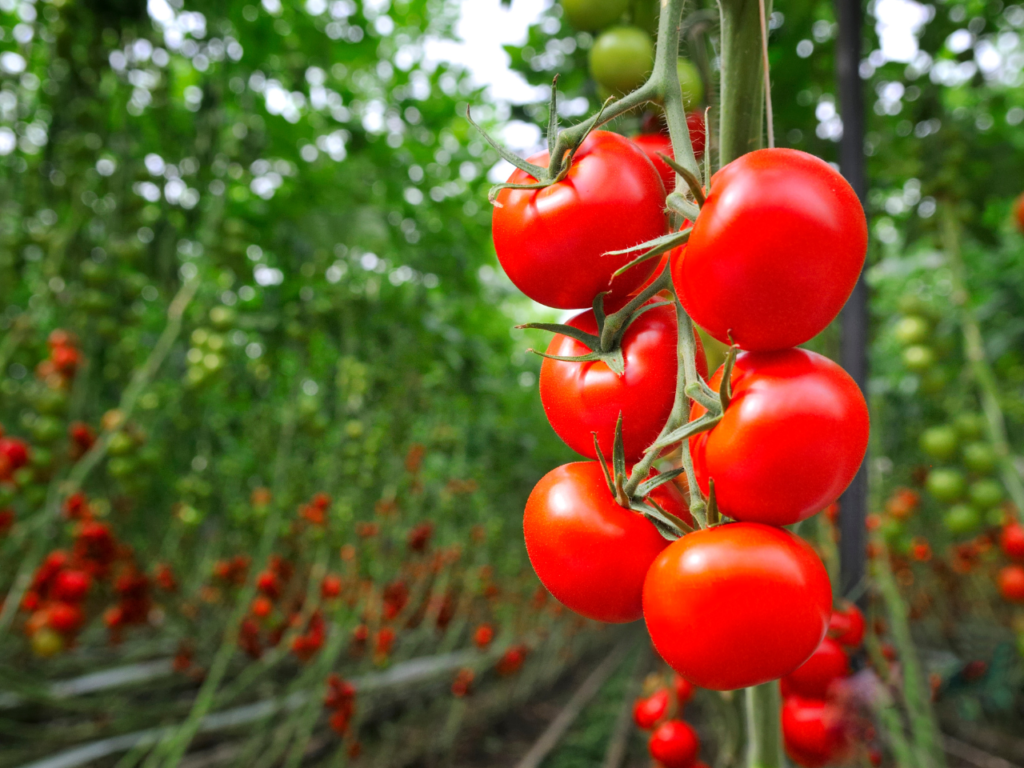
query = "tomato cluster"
xmin=494 ymin=106 xmax=870 ymax=692
xmin=632 ymin=671 xmax=705 ymax=768
xmin=780 ymin=603 xmax=868 ymax=767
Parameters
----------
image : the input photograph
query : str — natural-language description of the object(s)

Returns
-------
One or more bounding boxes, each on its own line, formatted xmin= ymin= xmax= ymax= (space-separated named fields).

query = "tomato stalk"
xmin=745 ymin=682 xmax=784 ymax=768
xmin=718 ymin=0 xmax=772 ymax=164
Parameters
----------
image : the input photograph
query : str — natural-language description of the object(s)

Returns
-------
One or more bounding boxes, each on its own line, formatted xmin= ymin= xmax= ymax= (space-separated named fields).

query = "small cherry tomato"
xmin=781 ymin=637 xmax=850 ymax=699
xmin=673 ymin=673 xmax=696 ymax=705
xmin=524 ymin=462 xmax=671 ymax=623
xmin=633 ymin=688 xmax=670 ymax=730
xmin=689 ymin=349 xmax=869 ymax=525
xmin=674 ymin=148 xmax=867 ymax=351
xmin=1000 ymin=522 xmax=1024 ymax=560
xmin=643 ymin=523 xmax=832 ymax=690
xmin=540 ymin=301 xmax=706 ymax=463
xmin=782 ymin=696 xmax=852 ymax=768
xmin=493 ymin=131 xmax=667 ymax=310
xmin=828 ymin=602 xmax=866 ymax=648
xmin=51 ymin=569 xmax=92 ymax=603
xmin=648 ymin=719 xmax=700 ymax=768
xmin=997 ymin=564 xmax=1024 ymax=603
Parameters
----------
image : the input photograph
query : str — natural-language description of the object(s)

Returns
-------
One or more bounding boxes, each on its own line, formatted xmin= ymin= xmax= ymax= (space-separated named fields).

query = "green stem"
xmin=941 ymin=204 xmax=1024 ymax=517
xmin=718 ymin=0 xmax=770 ymax=164
xmin=744 ymin=684 xmax=783 ymax=768
xmin=874 ymin=543 xmax=946 ymax=768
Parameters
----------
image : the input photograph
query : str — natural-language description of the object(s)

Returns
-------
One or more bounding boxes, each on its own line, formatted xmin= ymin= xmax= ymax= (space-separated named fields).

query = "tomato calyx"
xmin=592 ymin=415 xmax=694 ymax=541
xmin=608 ymin=228 xmax=693 ymax=280
xmin=656 ymin=151 xmax=706 ymax=221
xmin=519 ymin=267 xmax=674 ymax=377
xmin=645 ymin=344 xmax=738 ymax=455
xmin=469 ymin=78 xmax=618 ymax=205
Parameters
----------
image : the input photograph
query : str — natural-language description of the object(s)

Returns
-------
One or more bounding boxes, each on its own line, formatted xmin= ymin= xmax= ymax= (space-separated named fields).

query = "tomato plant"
xmin=632 ymin=114 xmax=707 ymax=192
xmin=674 ymin=149 xmax=867 ymax=351
xmin=643 ymin=523 xmax=832 ymax=690
xmin=492 ymin=131 xmax=667 ymax=309
xmin=689 ymin=349 xmax=869 ymax=525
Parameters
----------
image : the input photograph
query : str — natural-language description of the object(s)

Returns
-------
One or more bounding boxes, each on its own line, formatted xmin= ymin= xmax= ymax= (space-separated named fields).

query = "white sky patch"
xmin=424 ymin=0 xmax=550 ymax=104
xmin=873 ymin=0 xmax=934 ymax=63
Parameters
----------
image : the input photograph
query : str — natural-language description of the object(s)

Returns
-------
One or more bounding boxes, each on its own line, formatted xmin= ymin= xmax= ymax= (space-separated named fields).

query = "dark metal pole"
xmin=835 ymin=0 xmax=869 ymax=602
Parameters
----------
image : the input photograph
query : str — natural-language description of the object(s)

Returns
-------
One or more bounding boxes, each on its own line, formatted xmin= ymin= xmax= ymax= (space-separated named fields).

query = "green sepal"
xmin=612 ymin=412 xmax=628 ymax=502
xmin=706 ymin=477 xmax=720 ymax=525
xmin=610 ymin=229 xmax=691 ymax=279
xmin=719 ymin=344 xmax=740 ymax=410
xmin=635 ymin=467 xmax=687 ymax=497
xmin=666 ymin=194 xmax=701 ymax=223
xmin=517 ymin=322 xmax=601 ymax=351
xmin=593 ymin=432 xmax=616 ymax=498
xmin=604 ymin=229 xmax=691 ymax=258
xmin=645 ymin=412 xmax=720 ymax=454
xmin=467 ymin=107 xmax=549 ymax=182
xmin=546 ymin=75 xmax=559 ymax=159
xmin=657 ymin=152 xmax=706 ymax=206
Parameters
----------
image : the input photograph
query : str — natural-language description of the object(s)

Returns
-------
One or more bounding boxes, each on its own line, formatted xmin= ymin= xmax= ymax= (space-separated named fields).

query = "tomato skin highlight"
xmin=674 ymin=148 xmax=867 ymax=351
xmin=524 ymin=462 xmax=670 ymax=623
xmin=540 ymin=301 xmax=707 ymax=463
xmin=689 ymin=349 xmax=869 ymax=526
xmin=782 ymin=697 xmax=852 ymax=768
xmin=492 ymin=131 xmax=667 ymax=310
xmin=643 ymin=523 xmax=833 ymax=691
xmin=780 ymin=637 xmax=850 ymax=699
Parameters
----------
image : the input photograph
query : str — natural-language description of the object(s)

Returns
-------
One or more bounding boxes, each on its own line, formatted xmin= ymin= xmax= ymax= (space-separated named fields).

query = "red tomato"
xmin=1015 ymin=192 xmax=1024 ymax=234
xmin=648 ymin=719 xmax=700 ymax=768
xmin=631 ymin=116 xmax=706 ymax=193
xmin=674 ymin=148 xmax=867 ymax=351
xmin=782 ymin=697 xmax=852 ymax=768
xmin=781 ymin=637 xmax=850 ymax=699
xmin=828 ymin=602 xmax=866 ymax=648
xmin=689 ymin=349 xmax=869 ymax=525
xmin=540 ymin=301 xmax=707 ymax=463
xmin=633 ymin=688 xmax=670 ymax=730
xmin=1000 ymin=522 xmax=1024 ymax=560
xmin=51 ymin=569 xmax=92 ymax=603
xmin=674 ymin=673 xmax=696 ymax=705
xmin=524 ymin=462 xmax=672 ymax=623
xmin=47 ymin=602 xmax=85 ymax=635
xmin=492 ymin=131 xmax=667 ymax=310
xmin=997 ymin=564 xmax=1024 ymax=603
xmin=643 ymin=523 xmax=832 ymax=690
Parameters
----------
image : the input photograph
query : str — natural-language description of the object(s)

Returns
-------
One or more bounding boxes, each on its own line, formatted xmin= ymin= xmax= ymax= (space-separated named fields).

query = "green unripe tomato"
xmin=880 ymin=517 xmax=904 ymax=543
xmin=31 ymin=416 xmax=62 ymax=444
xmin=919 ymin=425 xmax=958 ymax=461
xmin=30 ymin=446 xmax=53 ymax=468
xmin=108 ymin=431 xmax=135 ymax=456
xmin=893 ymin=315 xmax=931 ymax=345
xmin=32 ymin=627 xmax=64 ymax=658
xmin=954 ymin=412 xmax=986 ymax=440
xmin=962 ymin=442 xmax=998 ymax=474
xmin=968 ymin=478 xmax=1003 ymax=509
xmin=33 ymin=387 xmax=68 ymax=415
xmin=589 ymin=26 xmax=654 ymax=95
xmin=926 ymin=467 xmax=966 ymax=502
xmin=898 ymin=293 xmax=932 ymax=317
xmin=944 ymin=504 xmax=982 ymax=537
xmin=902 ymin=344 xmax=936 ymax=372
xmin=676 ymin=58 xmax=703 ymax=110
xmin=108 ymin=456 xmax=137 ymax=479
xmin=209 ymin=306 xmax=237 ymax=330
xmin=987 ymin=506 xmax=1008 ymax=527
xmin=560 ymin=0 xmax=629 ymax=31
xmin=919 ymin=367 xmax=949 ymax=394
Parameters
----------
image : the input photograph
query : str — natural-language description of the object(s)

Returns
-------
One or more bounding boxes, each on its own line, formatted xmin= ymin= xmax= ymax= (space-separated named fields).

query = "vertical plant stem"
xmin=718 ymin=0 xmax=770 ymax=164
xmin=875 ymin=544 xmax=946 ymax=768
xmin=744 ymin=683 xmax=783 ymax=768
xmin=941 ymin=204 xmax=1024 ymax=516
